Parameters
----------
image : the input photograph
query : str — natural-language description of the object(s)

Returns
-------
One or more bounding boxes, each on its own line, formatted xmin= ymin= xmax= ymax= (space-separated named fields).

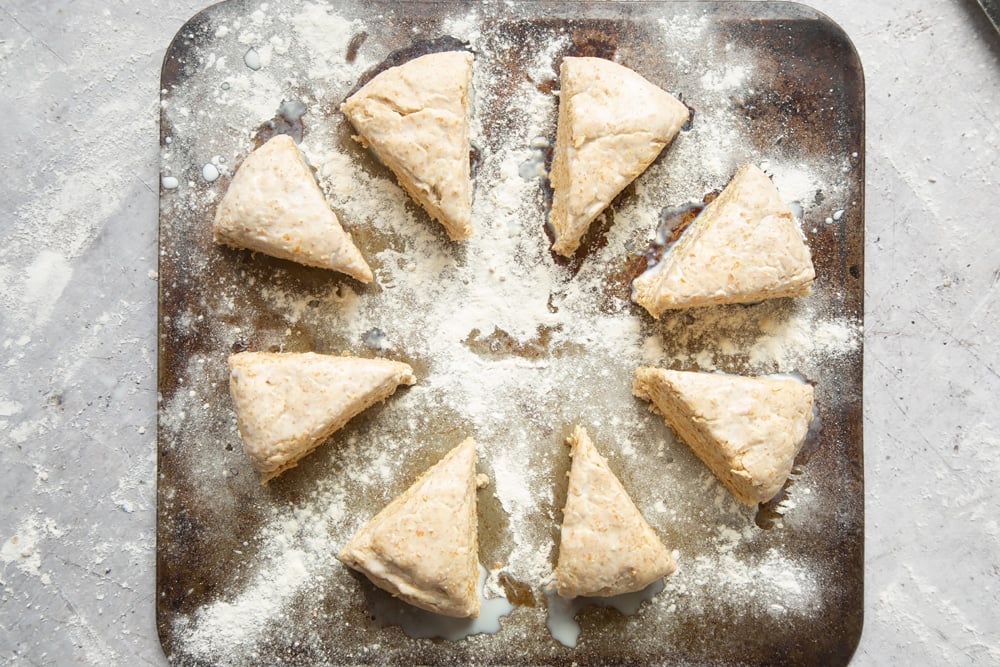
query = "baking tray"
xmin=977 ymin=0 xmax=1000 ymax=34
xmin=157 ymin=1 xmax=864 ymax=665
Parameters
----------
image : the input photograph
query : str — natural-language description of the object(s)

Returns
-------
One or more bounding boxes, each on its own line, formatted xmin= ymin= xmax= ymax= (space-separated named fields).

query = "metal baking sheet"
xmin=977 ymin=0 xmax=1000 ymax=34
xmin=157 ymin=1 xmax=864 ymax=665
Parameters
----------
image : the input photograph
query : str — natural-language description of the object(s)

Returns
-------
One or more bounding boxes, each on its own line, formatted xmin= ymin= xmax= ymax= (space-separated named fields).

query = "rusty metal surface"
xmin=157 ymin=2 xmax=864 ymax=664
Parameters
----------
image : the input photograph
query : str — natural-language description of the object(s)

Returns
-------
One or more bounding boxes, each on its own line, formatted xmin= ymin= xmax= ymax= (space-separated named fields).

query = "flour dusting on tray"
xmin=158 ymin=2 xmax=863 ymax=664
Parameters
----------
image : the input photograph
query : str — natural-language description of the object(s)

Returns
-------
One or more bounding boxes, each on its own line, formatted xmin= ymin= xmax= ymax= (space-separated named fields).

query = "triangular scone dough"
xmin=549 ymin=57 xmax=689 ymax=256
xmin=338 ymin=438 xmax=483 ymax=618
xmin=633 ymin=368 xmax=815 ymax=505
xmin=228 ymin=352 xmax=415 ymax=483
xmin=555 ymin=426 xmax=676 ymax=598
xmin=341 ymin=51 xmax=474 ymax=241
xmin=213 ymin=134 xmax=373 ymax=283
xmin=632 ymin=164 xmax=815 ymax=317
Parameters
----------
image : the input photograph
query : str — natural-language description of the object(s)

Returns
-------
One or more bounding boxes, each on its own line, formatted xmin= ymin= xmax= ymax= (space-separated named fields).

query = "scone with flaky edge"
xmin=555 ymin=425 xmax=676 ymax=598
xmin=633 ymin=367 xmax=815 ymax=505
xmin=632 ymin=163 xmax=815 ymax=317
xmin=227 ymin=351 xmax=415 ymax=484
xmin=549 ymin=56 xmax=689 ymax=257
xmin=338 ymin=438 xmax=487 ymax=618
xmin=213 ymin=134 xmax=373 ymax=283
xmin=341 ymin=51 xmax=474 ymax=241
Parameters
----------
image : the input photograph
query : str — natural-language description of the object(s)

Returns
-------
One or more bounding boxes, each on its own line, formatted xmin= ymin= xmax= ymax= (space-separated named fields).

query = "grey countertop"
xmin=1 ymin=1 xmax=998 ymax=664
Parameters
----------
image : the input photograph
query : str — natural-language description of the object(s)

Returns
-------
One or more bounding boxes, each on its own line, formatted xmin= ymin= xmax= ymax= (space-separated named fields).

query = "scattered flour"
xmin=0 ymin=516 xmax=62 ymax=583
xmin=874 ymin=565 xmax=1000 ymax=666
xmin=176 ymin=504 xmax=340 ymax=663
xmin=666 ymin=547 xmax=821 ymax=615
xmin=647 ymin=299 xmax=862 ymax=374
xmin=700 ymin=63 xmax=749 ymax=92
xmin=1 ymin=519 xmax=43 ymax=579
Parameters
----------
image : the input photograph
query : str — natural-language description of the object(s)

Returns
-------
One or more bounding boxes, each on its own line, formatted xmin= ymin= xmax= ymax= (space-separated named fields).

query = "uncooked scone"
xmin=213 ymin=134 xmax=373 ymax=282
xmin=632 ymin=163 xmax=815 ymax=317
xmin=227 ymin=351 xmax=415 ymax=483
xmin=549 ymin=57 xmax=689 ymax=257
xmin=341 ymin=51 xmax=474 ymax=241
xmin=338 ymin=437 xmax=484 ymax=618
xmin=633 ymin=367 xmax=815 ymax=505
xmin=555 ymin=425 xmax=676 ymax=598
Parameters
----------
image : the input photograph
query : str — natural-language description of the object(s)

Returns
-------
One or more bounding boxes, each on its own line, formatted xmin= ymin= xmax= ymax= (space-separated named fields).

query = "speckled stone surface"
xmin=0 ymin=1 xmax=998 ymax=665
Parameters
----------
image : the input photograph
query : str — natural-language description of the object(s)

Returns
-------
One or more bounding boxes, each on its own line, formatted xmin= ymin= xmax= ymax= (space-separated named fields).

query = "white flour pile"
xmin=158 ymin=2 xmax=861 ymax=664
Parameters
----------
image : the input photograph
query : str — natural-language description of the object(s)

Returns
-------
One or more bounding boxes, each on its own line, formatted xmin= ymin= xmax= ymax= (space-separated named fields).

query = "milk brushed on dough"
xmin=342 ymin=51 xmax=474 ymax=241
xmin=213 ymin=134 xmax=373 ymax=282
xmin=338 ymin=438 xmax=484 ymax=618
xmin=633 ymin=367 xmax=815 ymax=505
xmin=549 ymin=57 xmax=689 ymax=257
xmin=555 ymin=426 xmax=676 ymax=598
xmin=632 ymin=163 xmax=815 ymax=316
xmin=227 ymin=352 xmax=415 ymax=483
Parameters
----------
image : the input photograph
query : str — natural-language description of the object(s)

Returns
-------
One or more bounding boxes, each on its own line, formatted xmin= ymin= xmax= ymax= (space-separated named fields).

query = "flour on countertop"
xmin=0 ymin=516 xmax=64 ymax=586
xmin=1 ymin=519 xmax=43 ymax=580
xmin=157 ymin=2 xmax=861 ymax=663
